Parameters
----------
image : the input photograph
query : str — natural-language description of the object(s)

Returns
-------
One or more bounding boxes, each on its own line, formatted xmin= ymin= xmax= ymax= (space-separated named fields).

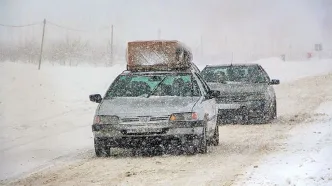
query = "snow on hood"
xmin=97 ymin=96 xmax=200 ymax=117
xmin=207 ymin=82 xmax=268 ymax=95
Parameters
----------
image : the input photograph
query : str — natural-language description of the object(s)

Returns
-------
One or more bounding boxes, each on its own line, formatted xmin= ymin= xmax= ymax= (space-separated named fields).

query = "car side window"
xmin=195 ymin=72 xmax=211 ymax=93
xmin=258 ymin=65 xmax=271 ymax=82
xmin=191 ymin=76 xmax=201 ymax=96
xmin=193 ymin=73 xmax=209 ymax=96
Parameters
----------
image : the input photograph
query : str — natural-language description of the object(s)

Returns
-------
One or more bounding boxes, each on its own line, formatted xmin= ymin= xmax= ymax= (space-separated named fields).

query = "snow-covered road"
xmin=235 ymin=101 xmax=332 ymax=186
xmin=0 ymin=58 xmax=332 ymax=185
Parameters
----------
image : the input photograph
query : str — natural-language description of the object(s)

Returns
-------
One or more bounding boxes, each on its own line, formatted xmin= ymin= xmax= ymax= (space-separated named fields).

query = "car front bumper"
xmin=217 ymin=100 xmax=267 ymax=124
xmin=92 ymin=120 xmax=204 ymax=148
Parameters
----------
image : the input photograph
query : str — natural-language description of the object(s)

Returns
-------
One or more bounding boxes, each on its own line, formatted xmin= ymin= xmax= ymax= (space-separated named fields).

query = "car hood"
xmin=208 ymin=82 xmax=268 ymax=95
xmin=97 ymin=96 xmax=200 ymax=117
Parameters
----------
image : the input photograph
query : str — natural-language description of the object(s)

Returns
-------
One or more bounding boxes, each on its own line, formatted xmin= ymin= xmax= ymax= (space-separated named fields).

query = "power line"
xmin=47 ymin=21 xmax=108 ymax=32
xmin=47 ymin=21 xmax=90 ymax=32
xmin=0 ymin=22 xmax=42 ymax=27
xmin=0 ymin=20 xmax=109 ymax=32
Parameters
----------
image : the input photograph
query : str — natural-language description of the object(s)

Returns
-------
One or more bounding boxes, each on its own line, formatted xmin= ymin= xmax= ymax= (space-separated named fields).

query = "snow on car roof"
xmin=120 ymin=69 xmax=192 ymax=76
xmin=126 ymin=40 xmax=193 ymax=72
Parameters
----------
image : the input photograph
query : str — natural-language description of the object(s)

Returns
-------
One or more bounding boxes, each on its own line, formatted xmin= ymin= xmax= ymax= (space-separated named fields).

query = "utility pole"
xmin=38 ymin=19 xmax=46 ymax=70
xmin=110 ymin=24 xmax=114 ymax=66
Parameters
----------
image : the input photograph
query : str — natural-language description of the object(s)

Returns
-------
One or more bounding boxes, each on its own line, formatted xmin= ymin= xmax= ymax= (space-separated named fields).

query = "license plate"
xmin=217 ymin=104 xmax=241 ymax=109
xmin=126 ymin=128 xmax=162 ymax=134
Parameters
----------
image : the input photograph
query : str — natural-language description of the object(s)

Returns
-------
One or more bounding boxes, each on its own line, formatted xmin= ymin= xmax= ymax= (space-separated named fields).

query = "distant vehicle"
xmin=200 ymin=63 xmax=280 ymax=124
xmin=89 ymin=40 xmax=220 ymax=157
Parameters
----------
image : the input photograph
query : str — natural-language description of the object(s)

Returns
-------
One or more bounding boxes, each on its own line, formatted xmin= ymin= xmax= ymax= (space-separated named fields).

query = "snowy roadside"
xmin=234 ymin=101 xmax=332 ymax=186
xmin=0 ymin=62 xmax=125 ymax=180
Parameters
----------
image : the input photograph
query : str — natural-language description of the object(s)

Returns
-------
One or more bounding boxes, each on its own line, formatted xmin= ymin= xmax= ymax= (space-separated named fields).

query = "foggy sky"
xmin=0 ymin=0 xmax=330 ymax=59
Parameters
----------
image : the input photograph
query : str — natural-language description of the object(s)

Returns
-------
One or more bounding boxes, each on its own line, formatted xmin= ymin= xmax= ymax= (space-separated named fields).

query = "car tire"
xmin=272 ymin=99 xmax=277 ymax=119
xmin=198 ymin=125 xmax=208 ymax=154
xmin=94 ymin=138 xmax=110 ymax=157
xmin=210 ymin=126 xmax=219 ymax=146
xmin=184 ymin=135 xmax=207 ymax=155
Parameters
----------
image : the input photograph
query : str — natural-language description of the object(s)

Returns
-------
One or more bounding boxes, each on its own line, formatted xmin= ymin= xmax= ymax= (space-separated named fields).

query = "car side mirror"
xmin=269 ymin=79 xmax=280 ymax=85
xmin=89 ymin=94 xmax=102 ymax=103
xmin=207 ymin=90 xmax=221 ymax=99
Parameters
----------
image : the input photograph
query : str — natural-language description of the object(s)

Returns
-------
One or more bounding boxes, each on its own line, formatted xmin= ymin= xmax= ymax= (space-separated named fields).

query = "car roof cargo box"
xmin=126 ymin=40 xmax=193 ymax=72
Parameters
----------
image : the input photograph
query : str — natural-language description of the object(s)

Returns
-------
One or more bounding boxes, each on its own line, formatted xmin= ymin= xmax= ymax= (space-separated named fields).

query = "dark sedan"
xmin=201 ymin=63 xmax=280 ymax=124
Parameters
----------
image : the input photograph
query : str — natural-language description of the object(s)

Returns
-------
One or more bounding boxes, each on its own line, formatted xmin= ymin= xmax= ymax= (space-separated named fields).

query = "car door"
xmin=193 ymin=72 xmax=217 ymax=137
xmin=258 ymin=65 xmax=275 ymax=105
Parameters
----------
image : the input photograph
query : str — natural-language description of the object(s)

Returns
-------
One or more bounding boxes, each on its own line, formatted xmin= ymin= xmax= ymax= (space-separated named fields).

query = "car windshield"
xmin=104 ymin=73 xmax=201 ymax=98
xmin=201 ymin=65 xmax=269 ymax=83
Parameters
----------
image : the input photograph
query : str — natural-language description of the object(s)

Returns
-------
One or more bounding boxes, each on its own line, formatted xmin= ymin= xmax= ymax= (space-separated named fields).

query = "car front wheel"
xmin=94 ymin=138 xmax=110 ymax=157
xmin=184 ymin=133 xmax=207 ymax=155
xmin=210 ymin=126 xmax=219 ymax=146
xmin=198 ymin=126 xmax=208 ymax=154
xmin=272 ymin=99 xmax=277 ymax=119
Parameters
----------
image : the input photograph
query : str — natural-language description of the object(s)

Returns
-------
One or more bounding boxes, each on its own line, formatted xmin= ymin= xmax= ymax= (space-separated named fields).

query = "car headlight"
xmin=93 ymin=115 xmax=119 ymax=124
xmin=169 ymin=112 xmax=198 ymax=121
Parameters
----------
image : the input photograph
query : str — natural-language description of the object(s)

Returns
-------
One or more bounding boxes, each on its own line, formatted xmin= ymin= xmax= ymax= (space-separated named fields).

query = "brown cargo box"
xmin=126 ymin=40 xmax=193 ymax=71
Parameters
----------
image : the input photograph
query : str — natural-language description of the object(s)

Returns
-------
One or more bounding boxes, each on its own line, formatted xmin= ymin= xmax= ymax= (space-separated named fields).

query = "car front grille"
xmin=121 ymin=115 xmax=170 ymax=123
xmin=121 ymin=117 xmax=139 ymax=122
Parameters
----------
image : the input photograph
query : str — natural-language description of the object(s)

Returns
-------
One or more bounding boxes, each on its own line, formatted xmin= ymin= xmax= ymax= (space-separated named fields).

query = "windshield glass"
xmin=201 ymin=65 xmax=269 ymax=83
xmin=104 ymin=73 xmax=201 ymax=98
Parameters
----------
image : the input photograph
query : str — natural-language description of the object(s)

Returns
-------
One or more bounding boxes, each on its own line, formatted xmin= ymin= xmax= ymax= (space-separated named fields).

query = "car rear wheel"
xmin=94 ymin=138 xmax=110 ymax=157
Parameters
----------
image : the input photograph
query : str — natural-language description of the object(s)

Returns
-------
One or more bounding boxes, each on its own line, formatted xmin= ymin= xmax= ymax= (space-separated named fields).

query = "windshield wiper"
xmin=146 ymin=76 xmax=167 ymax=98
